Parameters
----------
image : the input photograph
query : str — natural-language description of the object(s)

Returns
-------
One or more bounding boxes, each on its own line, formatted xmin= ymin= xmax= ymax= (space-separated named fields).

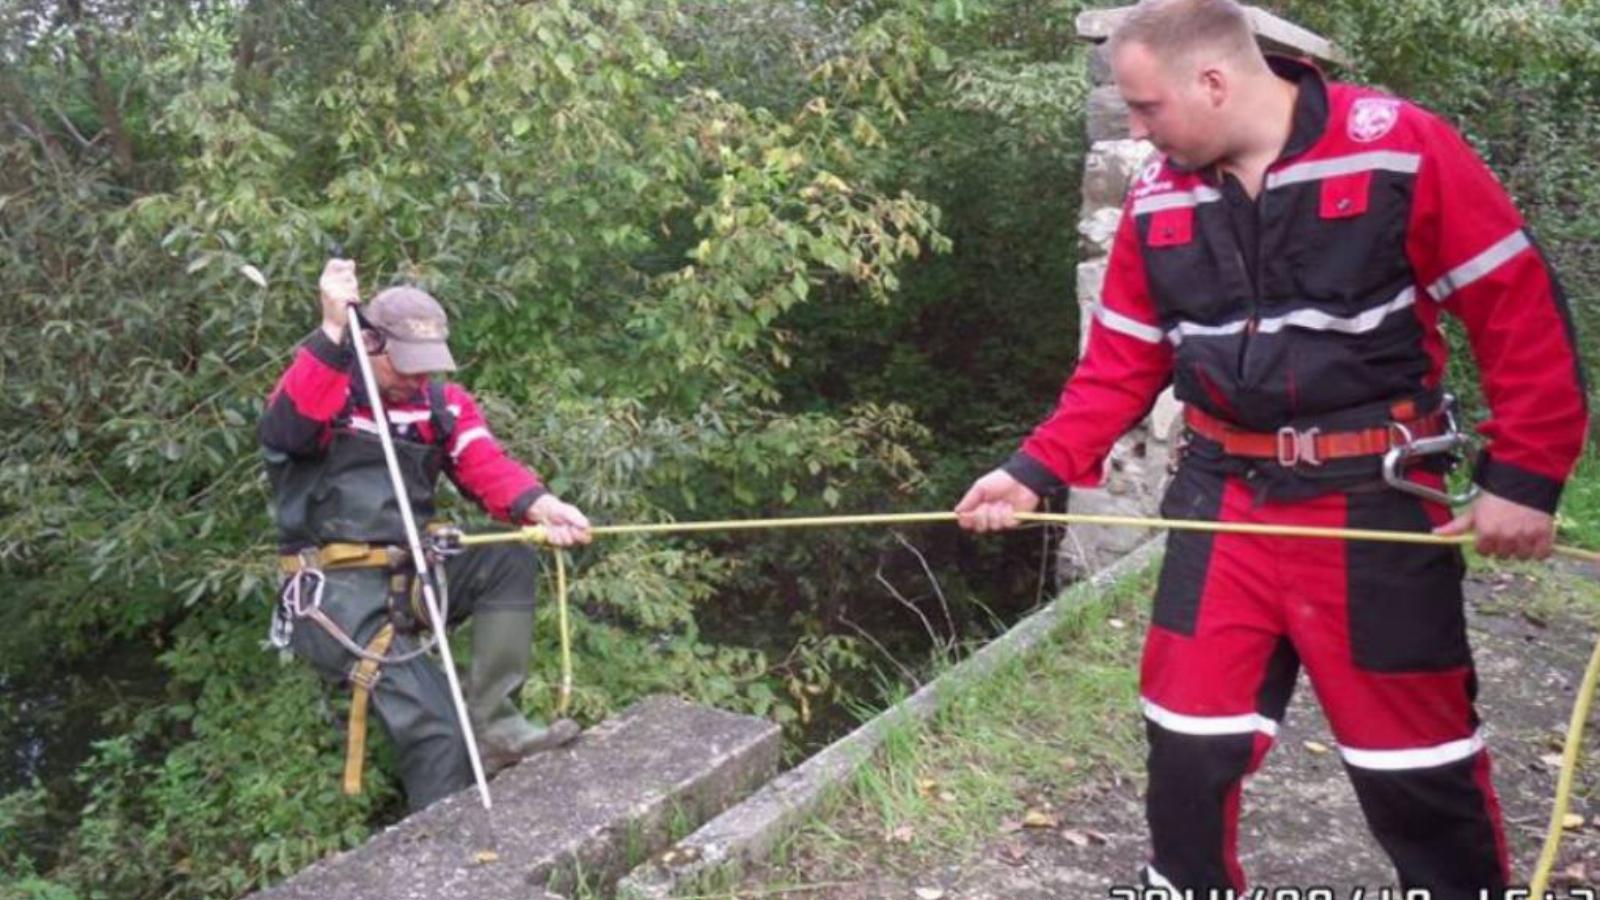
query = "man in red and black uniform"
xmin=260 ymin=259 xmax=591 ymax=810
xmin=956 ymin=0 xmax=1587 ymax=894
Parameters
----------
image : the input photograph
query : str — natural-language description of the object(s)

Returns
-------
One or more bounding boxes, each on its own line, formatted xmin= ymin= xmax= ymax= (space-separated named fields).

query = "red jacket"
xmin=1007 ymin=58 xmax=1587 ymax=512
xmin=259 ymin=329 xmax=547 ymax=524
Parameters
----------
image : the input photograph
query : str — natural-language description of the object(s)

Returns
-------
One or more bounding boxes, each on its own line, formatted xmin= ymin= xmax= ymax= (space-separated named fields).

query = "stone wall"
xmin=1056 ymin=5 xmax=1342 ymax=581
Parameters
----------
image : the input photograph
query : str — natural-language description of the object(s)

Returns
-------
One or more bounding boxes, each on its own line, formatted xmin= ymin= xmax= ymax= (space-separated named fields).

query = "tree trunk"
xmin=63 ymin=0 xmax=135 ymax=181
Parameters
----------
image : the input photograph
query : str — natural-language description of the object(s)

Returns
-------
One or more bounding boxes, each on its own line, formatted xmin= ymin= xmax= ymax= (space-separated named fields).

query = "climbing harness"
xmin=1182 ymin=403 xmax=1452 ymax=469
xmin=272 ymin=543 xmax=452 ymax=794
xmin=272 ymin=544 xmax=442 ymax=663
xmin=343 ymin=623 xmax=395 ymax=795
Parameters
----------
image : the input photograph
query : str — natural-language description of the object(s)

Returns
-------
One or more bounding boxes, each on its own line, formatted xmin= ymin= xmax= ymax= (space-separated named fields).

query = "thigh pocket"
xmin=1151 ymin=467 xmax=1224 ymax=636
xmin=1346 ymin=494 xmax=1470 ymax=672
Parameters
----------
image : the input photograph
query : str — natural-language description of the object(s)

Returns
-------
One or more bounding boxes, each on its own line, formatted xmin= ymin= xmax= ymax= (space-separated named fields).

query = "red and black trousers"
xmin=1139 ymin=464 xmax=1509 ymax=897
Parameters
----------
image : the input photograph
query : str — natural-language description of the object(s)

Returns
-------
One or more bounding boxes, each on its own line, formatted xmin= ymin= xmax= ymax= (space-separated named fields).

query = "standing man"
xmin=260 ymin=259 xmax=591 ymax=811
xmin=956 ymin=0 xmax=1587 ymax=894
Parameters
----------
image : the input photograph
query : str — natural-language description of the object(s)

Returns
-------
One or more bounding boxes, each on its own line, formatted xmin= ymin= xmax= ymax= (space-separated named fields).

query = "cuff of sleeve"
xmin=1473 ymin=449 xmax=1564 ymax=514
xmin=1003 ymin=451 xmax=1067 ymax=499
xmin=304 ymin=328 xmax=353 ymax=369
xmin=509 ymin=486 xmax=551 ymax=523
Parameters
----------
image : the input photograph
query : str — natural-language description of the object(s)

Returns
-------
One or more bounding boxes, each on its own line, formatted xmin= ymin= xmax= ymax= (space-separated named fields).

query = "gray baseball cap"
xmin=366 ymin=286 xmax=457 ymax=374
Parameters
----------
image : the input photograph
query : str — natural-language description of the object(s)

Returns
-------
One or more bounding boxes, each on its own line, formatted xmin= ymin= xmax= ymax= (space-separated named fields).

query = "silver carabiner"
xmin=1381 ymin=415 xmax=1480 ymax=507
xmin=426 ymin=525 xmax=466 ymax=559
xmin=286 ymin=567 xmax=327 ymax=618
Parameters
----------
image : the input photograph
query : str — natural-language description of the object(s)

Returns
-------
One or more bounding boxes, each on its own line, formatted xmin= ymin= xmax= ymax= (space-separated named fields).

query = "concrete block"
xmin=1058 ymin=468 xmax=1165 ymax=582
xmin=1149 ymin=388 xmax=1183 ymax=447
xmin=1077 ymin=207 xmax=1122 ymax=258
xmin=1081 ymin=139 xmax=1156 ymax=209
xmin=1076 ymin=259 xmax=1109 ymax=351
xmin=1086 ymin=85 xmax=1129 ymax=143
xmin=249 ymin=695 xmax=779 ymax=900
xmin=1088 ymin=40 xmax=1113 ymax=85
xmin=617 ymin=540 xmax=1165 ymax=900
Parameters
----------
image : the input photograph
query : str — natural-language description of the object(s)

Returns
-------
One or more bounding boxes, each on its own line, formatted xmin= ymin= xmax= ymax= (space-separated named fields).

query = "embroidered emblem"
xmin=1131 ymin=159 xmax=1171 ymax=197
xmin=402 ymin=317 xmax=447 ymax=340
xmin=1348 ymin=97 xmax=1401 ymax=143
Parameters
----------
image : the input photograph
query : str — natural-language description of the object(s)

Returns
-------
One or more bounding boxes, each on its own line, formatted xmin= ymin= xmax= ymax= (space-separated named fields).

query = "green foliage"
xmin=777 ymin=0 xmax=1094 ymax=489
xmin=2 ymin=1 xmax=960 ymax=895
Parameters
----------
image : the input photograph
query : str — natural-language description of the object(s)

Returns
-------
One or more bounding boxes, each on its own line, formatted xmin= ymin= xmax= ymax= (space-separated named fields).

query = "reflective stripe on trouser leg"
xmin=1140 ymin=467 xmax=1299 ymax=890
xmin=1292 ymin=481 xmax=1508 ymax=897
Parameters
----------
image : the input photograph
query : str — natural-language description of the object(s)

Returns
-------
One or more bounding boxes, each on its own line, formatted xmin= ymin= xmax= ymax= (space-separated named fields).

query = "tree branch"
xmin=0 ymin=67 xmax=65 ymax=168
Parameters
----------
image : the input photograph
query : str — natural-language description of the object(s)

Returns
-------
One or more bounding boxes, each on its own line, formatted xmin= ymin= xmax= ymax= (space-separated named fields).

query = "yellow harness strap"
xmin=279 ymin=543 xmax=403 ymax=574
xmin=342 ymin=623 xmax=397 ymax=795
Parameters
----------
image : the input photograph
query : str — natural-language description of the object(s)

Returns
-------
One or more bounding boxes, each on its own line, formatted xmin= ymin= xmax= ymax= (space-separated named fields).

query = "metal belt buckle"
xmin=347 ymin=663 xmax=382 ymax=691
xmin=1275 ymin=425 xmax=1322 ymax=467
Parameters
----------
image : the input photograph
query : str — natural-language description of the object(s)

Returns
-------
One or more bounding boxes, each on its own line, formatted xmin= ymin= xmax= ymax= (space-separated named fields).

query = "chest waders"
xmin=267 ymin=307 xmax=494 ymax=810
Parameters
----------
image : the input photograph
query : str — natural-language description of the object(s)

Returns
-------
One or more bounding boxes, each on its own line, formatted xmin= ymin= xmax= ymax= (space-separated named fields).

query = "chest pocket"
xmin=1319 ymin=171 xmax=1372 ymax=220
xmin=1145 ymin=206 xmax=1195 ymax=248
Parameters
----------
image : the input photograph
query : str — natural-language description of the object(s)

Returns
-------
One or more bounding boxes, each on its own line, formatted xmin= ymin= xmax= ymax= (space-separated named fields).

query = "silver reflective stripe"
xmin=1166 ymin=317 xmax=1249 ymax=346
xmin=1166 ymin=287 xmax=1417 ymax=345
xmin=384 ymin=408 xmax=433 ymax=424
xmin=1339 ymin=730 xmax=1485 ymax=771
xmin=1256 ymin=287 xmax=1416 ymax=335
xmin=1143 ymin=866 xmax=1182 ymax=897
xmin=1141 ymin=697 xmax=1279 ymax=737
xmin=1093 ymin=302 xmax=1167 ymax=345
xmin=1265 ymin=150 xmax=1422 ymax=190
xmin=450 ymin=425 xmax=491 ymax=460
xmin=1132 ymin=186 xmax=1222 ymax=216
xmin=1426 ymin=229 xmax=1532 ymax=302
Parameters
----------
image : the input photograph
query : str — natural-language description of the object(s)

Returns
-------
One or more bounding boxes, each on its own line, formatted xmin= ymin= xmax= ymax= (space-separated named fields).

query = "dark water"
xmin=694 ymin=523 xmax=1062 ymax=756
xmin=1 ymin=642 xmax=167 ymax=867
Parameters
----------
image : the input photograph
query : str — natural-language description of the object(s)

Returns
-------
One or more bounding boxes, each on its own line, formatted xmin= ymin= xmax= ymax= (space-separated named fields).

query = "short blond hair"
xmin=1108 ymin=0 xmax=1262 ymax=68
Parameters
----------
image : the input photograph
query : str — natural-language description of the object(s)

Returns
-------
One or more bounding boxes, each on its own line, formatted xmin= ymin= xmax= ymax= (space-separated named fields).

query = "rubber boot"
xmin=467 ymin=608 xmax=579 ymax=774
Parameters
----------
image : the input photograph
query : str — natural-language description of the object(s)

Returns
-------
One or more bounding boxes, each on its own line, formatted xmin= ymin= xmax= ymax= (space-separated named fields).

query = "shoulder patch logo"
xmin=1130 ymin=159 xmax=1169 ymax=197
xmin=1348 ymin=97 xmax=1401 ymax=143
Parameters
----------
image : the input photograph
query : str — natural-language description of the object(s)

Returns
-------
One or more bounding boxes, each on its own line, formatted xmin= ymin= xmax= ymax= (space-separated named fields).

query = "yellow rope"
xmin=486 ymin=508 xmax=1598 ymax=887
xmin=554 ymin=549 xmax=573 ymax=717
xmin=1530 ymin=630 xmax=1600 ymax=894
xmin=469 ymin=510 xmax=1600 ymax=562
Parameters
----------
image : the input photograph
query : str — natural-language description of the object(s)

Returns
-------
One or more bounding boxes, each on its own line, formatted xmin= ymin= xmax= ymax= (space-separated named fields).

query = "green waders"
xmin=286 ymin=542 xmax=577 ymax=810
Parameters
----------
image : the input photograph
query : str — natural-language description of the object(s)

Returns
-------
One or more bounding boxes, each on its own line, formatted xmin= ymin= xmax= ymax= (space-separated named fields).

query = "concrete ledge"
xmin=616 ymin=537 xmax=1165 ymax=899
xmin=250 ymin=695 xmax=779 ymax=900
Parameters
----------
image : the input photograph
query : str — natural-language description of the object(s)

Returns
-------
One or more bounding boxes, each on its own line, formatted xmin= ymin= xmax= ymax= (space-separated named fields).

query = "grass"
xmin=1557 ymin=445 xmax=1600 ymax=552
xmin=711 ymin=563 xmax=1158 ymax=893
